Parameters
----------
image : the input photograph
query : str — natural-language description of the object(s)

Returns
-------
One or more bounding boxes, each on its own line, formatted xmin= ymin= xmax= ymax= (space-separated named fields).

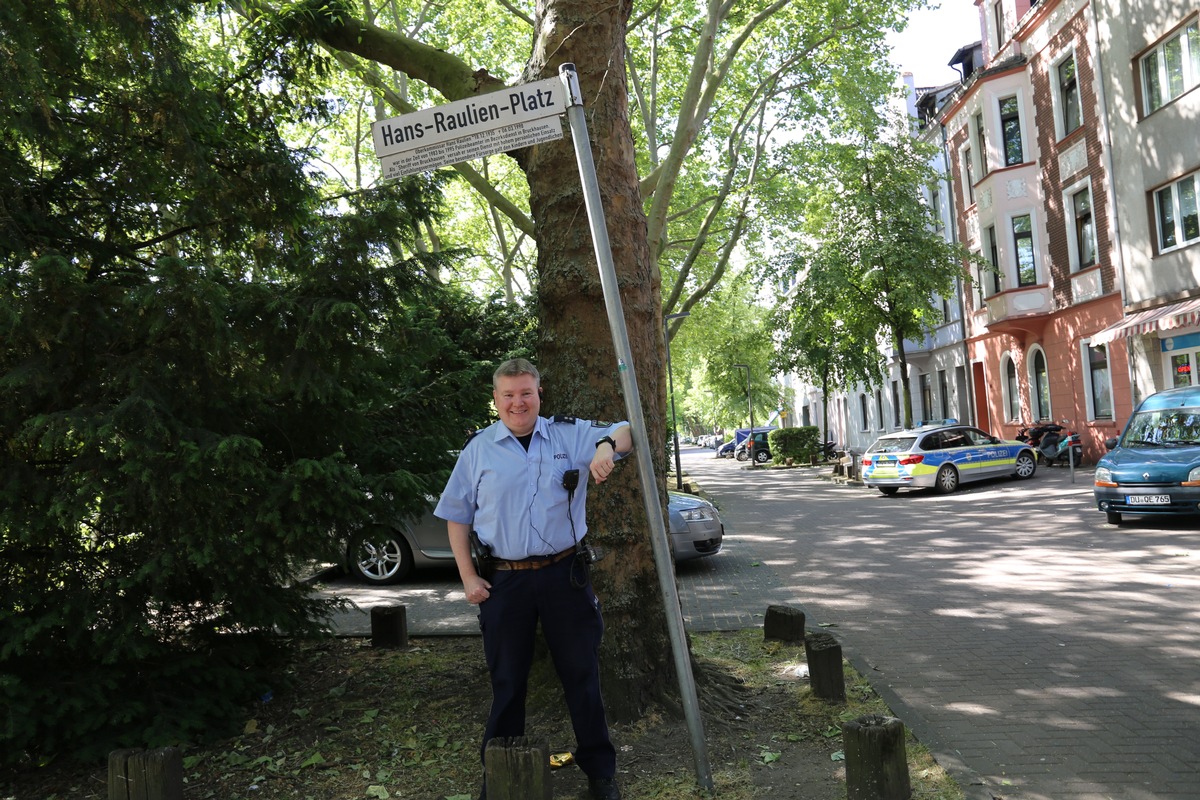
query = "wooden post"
xmin=371 ymin=604 xmax=408 ymax=648
xmin=804 ymin=631 xmax=846 ymax=702
xmin=484 ymin=736 xmax=552 ymax=800
xmin=842 ymin=715 xmax=911 ymax=800
xmin=108 ymin=746 xmax=183 ymax=800
xmin=763 ymin=605 xmax=805 ymax=643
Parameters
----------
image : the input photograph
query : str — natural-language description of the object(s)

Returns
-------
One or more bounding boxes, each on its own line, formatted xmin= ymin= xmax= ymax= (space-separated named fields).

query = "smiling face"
xmin=493 ymin=372 xmax=541 ymax=437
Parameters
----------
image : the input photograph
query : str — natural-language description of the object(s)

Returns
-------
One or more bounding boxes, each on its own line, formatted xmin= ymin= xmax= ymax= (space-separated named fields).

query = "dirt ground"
xmin=1 ymin=632 xmax=933 ymax=800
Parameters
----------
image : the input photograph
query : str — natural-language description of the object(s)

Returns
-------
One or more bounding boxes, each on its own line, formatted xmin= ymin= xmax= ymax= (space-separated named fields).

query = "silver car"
xmin=347 ymin=490 xmax=725 ymax=584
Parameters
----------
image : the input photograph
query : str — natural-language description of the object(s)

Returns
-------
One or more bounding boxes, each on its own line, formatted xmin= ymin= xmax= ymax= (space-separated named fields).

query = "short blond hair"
xmin=493 ymin=358 xmax=540 ymax=389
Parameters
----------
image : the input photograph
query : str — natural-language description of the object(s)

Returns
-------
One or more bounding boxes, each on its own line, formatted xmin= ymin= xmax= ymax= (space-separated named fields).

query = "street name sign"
xmin=371 ymin=76 xmax=564 ymax=177
xmin=379 ymin=118 xmax=562 ymax=180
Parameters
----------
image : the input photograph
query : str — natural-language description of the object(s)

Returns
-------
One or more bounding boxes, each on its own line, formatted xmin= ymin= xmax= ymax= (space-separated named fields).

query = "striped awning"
xmin=1090 ymin=297 xmax=1200 ymax=345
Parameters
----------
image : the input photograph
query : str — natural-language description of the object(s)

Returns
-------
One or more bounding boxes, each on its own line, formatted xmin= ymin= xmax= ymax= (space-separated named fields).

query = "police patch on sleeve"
xmin=591 ymin=421 xmax=613 ymax=428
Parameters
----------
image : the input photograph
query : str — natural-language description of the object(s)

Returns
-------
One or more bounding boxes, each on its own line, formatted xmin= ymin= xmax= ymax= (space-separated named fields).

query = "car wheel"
xmin=878 ymin=487 xmax=899 ymax=496
xmin=1105 ymin=510 xmax=1122 ymax=525
xmin=935 ymin=464 xmax=959 ymax=493
xmin=1013 ymin=451 xmax=1037 ymax=479
xmin=754 ymin=448 xmax=770 ymax=464
xmin=347 ymin=527 xmax=413 ymax=585
xmin=735 ymin=449 xmax=749 ymax=462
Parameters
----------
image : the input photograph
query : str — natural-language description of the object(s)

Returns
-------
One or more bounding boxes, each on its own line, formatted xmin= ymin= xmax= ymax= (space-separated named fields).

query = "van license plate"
xmin=1127 ymin=494 xmax=1170 ymax=505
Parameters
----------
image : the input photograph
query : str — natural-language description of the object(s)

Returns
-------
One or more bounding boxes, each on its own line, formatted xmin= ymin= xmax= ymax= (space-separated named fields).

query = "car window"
xmin=963 ymin=429 xmax=997 ymax=446
xmin=940 ymin=431 xmax=970 ymax=449
xmin=868 ymin=436 xmax=917 ymax=454
xmin=919 ymin=433 xmax=943 ymax=450
xmin=1121 ymin=409 xmax=1200 ymax=446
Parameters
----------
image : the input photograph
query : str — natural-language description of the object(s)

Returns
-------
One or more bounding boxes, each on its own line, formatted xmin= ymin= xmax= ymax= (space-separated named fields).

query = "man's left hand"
xmin=590 ymin=443 xmax=617 ymax=483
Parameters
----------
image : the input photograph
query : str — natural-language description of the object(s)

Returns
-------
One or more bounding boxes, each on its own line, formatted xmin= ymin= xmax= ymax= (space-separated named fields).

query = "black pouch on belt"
xmin=469 ymin=530 xmax=496 ymax=579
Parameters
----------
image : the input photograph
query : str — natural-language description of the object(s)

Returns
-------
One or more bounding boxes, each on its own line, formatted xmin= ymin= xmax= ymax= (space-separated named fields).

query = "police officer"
xmin=434 ymin=358 xmax=632 ymax=800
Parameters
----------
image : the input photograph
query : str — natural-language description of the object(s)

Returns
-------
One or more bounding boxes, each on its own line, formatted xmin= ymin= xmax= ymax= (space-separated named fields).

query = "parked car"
xmin=1093 ymin=385 xmax=1200 ymax=525
xmin=715 ymin=440 xmax=736 ymax=458
xmin=734 ymin=431 xmax=772 ymax=464
xmin=347 ymin=490 xmax=725 ymax=584
xmin=861 ymin=423 xmax=1037 ymax=495
xmin=666 ymin=491 xmax=724 ymax=561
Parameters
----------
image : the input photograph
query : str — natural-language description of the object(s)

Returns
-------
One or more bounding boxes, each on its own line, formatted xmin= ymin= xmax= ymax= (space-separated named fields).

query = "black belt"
xmin=493 ymin=546 xmax=575 ymax=571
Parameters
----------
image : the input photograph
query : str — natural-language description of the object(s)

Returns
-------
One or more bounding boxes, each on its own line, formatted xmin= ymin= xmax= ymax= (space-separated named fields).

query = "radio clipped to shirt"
xmin=561 ymin=468 xmax=606 ymax=566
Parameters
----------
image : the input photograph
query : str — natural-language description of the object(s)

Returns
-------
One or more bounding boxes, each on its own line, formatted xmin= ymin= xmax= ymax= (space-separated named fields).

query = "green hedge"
xmin=768 ymin=426 xmax=822 ymax=463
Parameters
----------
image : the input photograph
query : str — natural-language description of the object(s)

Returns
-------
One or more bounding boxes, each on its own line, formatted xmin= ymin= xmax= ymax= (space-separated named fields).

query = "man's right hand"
xmin=464 ymin=574 xmax=492 ymax=605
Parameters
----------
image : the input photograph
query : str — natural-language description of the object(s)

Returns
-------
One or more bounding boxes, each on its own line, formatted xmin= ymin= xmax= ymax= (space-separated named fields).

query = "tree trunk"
xmin=526 ymin=0 xmax=671 ymax=723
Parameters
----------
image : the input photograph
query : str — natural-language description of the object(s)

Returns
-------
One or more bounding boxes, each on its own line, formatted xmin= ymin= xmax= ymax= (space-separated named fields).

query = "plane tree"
xmin=772 ymin=119 xmax=973 ymax=430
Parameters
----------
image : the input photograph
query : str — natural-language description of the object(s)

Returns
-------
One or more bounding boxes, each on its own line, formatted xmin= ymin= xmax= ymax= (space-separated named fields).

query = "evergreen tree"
xmin=0 ymin=1 xmax=526 ymax=764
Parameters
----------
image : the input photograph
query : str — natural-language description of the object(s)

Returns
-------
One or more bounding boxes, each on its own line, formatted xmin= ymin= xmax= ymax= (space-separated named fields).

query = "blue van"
xmin=1093 ymin=386 xmax=1200 ymax=525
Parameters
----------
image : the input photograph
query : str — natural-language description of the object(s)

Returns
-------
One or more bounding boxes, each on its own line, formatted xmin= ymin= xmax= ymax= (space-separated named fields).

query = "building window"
xmin=1012 ymin=214 xmax=1037 ymax=285
xmin=999 ymin=96 xmax=1024 ymax=166
xmin=1071 ymin=185 xmax=1097 ymax=268
xmin=962 ymin=146 xmax=975 ymax=205
xmin=859 ymin=393 xmax=869 ymax=431
xmin=1155 ymin=170 xmax=1200 ymax=251
xmin=1141 ymin=21 xmax=1200 ymax=115
xmin=1003 ymin=356 xmax=1021 ymax=422
xmin=1172 ymin=352 xmax=1193 ymax=387
xmin=939 ymin=370 xmax=950 ymax=422
xmin=931 ymin=186 xmax=944 ymax=234
xmin=1057 ymin=54 xmax=1081 ymax=136
xmin=1031 ymin=348 xmax=1051 ymax=421
xmin=875 ymin=389 xmax=884 ymax=430
xmin=1085 ymin=342 xmax=1113 ymax=420
xmin=920 ymin=374 xmax=933 ymax=423
xmin=993 ymin=0 xmax=1007 ymax=50
xmin=974 ymin=112 xmax=988 ymax=177
xmin=986 ymin=225 xmax=1001 ymax=294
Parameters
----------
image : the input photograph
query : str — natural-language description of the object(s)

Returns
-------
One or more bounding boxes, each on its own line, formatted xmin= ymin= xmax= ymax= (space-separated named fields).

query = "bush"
xmin=769 ymin=426 xmax=820 ymax=463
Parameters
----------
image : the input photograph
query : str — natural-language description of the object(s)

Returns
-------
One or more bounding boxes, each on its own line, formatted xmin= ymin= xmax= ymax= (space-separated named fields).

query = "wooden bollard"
xmin=842 ymin=714 xmax=911 ymax=800
xmin=804 ymin=631 xmax=846 ymax=702
xmin=484 ymin=736 xmax=552 ymax=800
xmin=371 ymin=604 xmax=408 ymax=648
xmin=108 ymin=746 xmax=183 ymax=800
xmin=763 ymin=605 xmax=805 ymax=643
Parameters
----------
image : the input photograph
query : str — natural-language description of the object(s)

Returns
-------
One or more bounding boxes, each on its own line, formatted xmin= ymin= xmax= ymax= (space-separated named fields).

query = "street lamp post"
xmin=665 ymin=312 xmax=690 ymax=491
xmin=733 ymin=363 xmax=754 ymax=463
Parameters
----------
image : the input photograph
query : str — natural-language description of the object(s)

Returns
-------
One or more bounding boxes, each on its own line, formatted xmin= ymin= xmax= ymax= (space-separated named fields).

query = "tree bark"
xmin=524 ymin=0 xmax=670 ymax=723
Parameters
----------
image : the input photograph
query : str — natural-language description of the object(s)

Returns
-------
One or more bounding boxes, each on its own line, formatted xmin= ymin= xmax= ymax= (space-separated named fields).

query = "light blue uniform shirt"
xmin=434 ymin=416 xmax=630 ymax=561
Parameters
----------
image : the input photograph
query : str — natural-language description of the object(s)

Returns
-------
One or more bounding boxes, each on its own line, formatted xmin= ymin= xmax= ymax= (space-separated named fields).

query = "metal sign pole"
xmin=558 ymin=62 xmax=713 ymax=792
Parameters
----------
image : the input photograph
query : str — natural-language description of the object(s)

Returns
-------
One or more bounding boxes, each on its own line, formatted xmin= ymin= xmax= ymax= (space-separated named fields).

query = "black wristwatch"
xmin=595 ymin=435 xmax=617 ymax=451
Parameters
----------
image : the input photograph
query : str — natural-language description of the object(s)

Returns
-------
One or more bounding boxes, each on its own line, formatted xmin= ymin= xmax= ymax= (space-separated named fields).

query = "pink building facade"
xmin=940 ymin=0 xmax=1133 ymax=461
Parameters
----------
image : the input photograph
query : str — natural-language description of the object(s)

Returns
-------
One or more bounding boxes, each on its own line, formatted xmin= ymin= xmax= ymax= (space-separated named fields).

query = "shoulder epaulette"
xmin=462 ymin=429 xmax=484 ymax=448
xmin=551 ymin=414 xmax=578 ymax=424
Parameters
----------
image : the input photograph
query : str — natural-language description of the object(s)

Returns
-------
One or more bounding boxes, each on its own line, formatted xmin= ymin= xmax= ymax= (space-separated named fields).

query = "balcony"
xmin=984 ymin=284 xmax=1052 ymax=335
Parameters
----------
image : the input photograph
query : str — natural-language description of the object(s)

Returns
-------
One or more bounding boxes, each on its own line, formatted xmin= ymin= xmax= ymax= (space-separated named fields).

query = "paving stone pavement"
xmin=322 ymin=446 xmax=1200 ymax=800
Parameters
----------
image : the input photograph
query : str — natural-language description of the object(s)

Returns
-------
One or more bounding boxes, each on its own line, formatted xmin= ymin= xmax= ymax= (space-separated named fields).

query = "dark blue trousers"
xmin=477 ymin=555 xmax=616 ymax=779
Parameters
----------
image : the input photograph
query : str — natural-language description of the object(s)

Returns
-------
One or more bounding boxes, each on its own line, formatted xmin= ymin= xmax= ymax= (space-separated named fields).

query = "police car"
xmin=861 ymin=422 xmax=1038 ymax=495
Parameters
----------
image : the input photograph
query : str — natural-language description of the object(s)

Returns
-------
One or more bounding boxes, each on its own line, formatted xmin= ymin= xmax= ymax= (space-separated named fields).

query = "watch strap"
xmin=595 ymin=435 xmax=617 ymax=450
